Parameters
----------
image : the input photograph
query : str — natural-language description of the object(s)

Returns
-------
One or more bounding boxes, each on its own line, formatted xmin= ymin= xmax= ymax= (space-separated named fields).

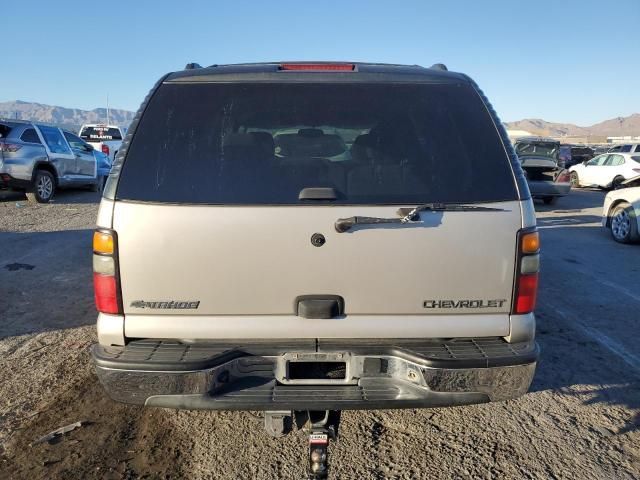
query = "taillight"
xmin=101 ymin=144 xmax=110 ymax=155
xmin=556 ymin=170 xmax=571 ymax=183
xmin=93 ymin=229 xmax=121 ymax=314
xmin=513 ymin=229 xmax=540 ymax=314
xmin=0 ymin=142 xmax=22 ymax=153
xmin=515 ymin=274 xmax=538 ymax=314
xmin=279 ymin=63 xmax=355 ymax=71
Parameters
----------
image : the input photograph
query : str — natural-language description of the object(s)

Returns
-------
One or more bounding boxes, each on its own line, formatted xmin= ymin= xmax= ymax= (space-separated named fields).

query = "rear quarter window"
xmin=20 ymin=128 xmax=42 ymax=144
xmin=116 ymin=82 xmax=519 ymax=205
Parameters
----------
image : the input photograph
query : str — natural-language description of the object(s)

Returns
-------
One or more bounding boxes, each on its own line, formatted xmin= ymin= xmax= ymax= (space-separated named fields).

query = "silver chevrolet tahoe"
xmin=92 ymin=62 xmax=539 ymax=430
xmin=0 ymin=120 xmax=101 ymax=202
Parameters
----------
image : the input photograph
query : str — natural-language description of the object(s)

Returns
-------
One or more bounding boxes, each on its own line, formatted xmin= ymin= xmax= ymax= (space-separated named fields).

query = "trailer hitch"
xmin=263 ymin=410 xmax=341 ymax=479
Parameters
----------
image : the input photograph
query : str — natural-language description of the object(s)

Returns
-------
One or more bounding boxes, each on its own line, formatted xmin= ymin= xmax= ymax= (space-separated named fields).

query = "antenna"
xmin=106 ymin=94 xmax=111 ymax=125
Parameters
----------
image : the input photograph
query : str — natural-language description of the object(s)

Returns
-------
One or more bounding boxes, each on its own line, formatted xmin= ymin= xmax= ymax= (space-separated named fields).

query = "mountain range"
xmin=0 ymin=100 xmax=135 ymax=133
xmin=504 ymin=114 xmax=640 ymax=138
xmin=1 ymin=100 xmax=638 ymax=138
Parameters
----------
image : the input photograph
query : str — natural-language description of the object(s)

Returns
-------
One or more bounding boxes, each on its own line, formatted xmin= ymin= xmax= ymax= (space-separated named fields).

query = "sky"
xmin=2 ymin=0 xmax=638 ymax=125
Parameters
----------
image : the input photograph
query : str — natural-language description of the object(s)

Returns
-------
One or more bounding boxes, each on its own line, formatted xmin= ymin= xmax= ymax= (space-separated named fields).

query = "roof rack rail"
xmin=0 ymin=117 xmax=33 ymax=124
xmin=430 ymin=63 xmax=448 ymax=71
xmin=0 ymin=117 xmax=81 ymax=131
xmin=184 ymin=62 xmax=202 ymax=70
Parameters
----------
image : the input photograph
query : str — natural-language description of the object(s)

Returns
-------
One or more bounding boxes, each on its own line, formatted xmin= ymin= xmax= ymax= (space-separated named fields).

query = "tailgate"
xmin=520 ymin=157 xmax=558 ymax=171
xmin=114 ymin=201 xmax=521 ymax=339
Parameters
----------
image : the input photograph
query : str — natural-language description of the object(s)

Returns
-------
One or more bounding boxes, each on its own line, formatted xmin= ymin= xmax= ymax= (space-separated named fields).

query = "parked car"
xmin=94 ymin=149 xmax=112 ymax=191
xmin=593 ymin=145 xmax=611 ymax=155
xmin=0 ymin=120 xmax=101 ymax=202
xmin=565 ymin=145 xmax=594 ymax=168
xmin=608 ymin=143 xmax=640 ymax=154
xmin=558 ymin=145 xmax=571 ymax=168
xmin=79 ymin=123 xmax=127 ymax=162
xmin=514 ymin=136 xmax=571 ymax=204
xmin=569 ymin=153 xmax=640 ymax=189
xmin=602 ymin=176 xmax=640 ymax=243
xmin=92 ymin=63 xmax=540 ymax=450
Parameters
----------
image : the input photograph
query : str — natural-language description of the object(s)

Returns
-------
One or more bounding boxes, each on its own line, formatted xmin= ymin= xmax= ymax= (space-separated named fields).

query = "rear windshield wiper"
xmin=335 ymin=203 xmax=506 ymax=233
xmin=397 ymin=202 xmax=506 ymax=221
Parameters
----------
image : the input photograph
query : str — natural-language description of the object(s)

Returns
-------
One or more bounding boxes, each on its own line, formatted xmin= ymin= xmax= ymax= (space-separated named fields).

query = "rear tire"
xmin=542 ymin=196 xmax=557 ymax=205
xmin=611 ymin=175 xmax=625 ymax=190
xmin=570 ymin=171 xmax=580 ymax=187
xmin=609 ymin=202 xmax=639 ymax=244
xmin=26 ymin=170 xmax=55 ymax=203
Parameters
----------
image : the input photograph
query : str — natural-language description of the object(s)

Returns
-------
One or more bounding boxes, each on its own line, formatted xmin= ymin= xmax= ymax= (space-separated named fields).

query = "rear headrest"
xmin=222 ymin=133 xmax=254 ymax=148
xmin=350 ymin=131 xmax=407 ymax=166
xmin=350 ymin=133 xmax=373 ymax=163
xmin=249 ymin=131 xmax=275 ymax=155
xmin=275 ymin=131 xmax=346 ymax=158
xmin=353 ymin=133 xmax=372 ymax=147
xmin=298 ymin=128 xmax=324 ymax=138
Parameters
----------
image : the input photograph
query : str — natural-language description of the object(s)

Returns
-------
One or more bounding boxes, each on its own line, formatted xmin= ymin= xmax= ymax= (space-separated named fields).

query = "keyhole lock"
xmin=311 ymin=233 xmax=326 ymax=247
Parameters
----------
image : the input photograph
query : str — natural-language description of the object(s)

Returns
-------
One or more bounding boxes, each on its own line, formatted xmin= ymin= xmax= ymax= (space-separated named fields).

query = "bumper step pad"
xmin=94 ymin=337 xmax=537 ymax=371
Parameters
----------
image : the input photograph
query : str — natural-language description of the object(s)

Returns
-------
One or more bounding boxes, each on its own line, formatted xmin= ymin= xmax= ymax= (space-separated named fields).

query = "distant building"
xmin=607 ymin=136 xmax=640 ymax=144
xmin=506 ymin=129 xmax=636 ymax=146
xmin=505 ymin=129 xmax=534 ymax=140
xmin=551 ymin=135 xmax=608 ymax=145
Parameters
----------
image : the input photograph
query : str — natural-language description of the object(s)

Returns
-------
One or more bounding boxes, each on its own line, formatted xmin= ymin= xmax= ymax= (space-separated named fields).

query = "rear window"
xmin=80 ymin=126 xmax=122 ymax=141
xmin=116 ymin=83 xmax=518 ymax=204
xmin=20 ymin=128 xmax=42 ymax=144
xmin=572 ymin=147 xmax=592 ymax=155
xmin=515 ymin=142 xmax=559 ymax=159
xmin=0 ymin=124 xmax=11 ymax=138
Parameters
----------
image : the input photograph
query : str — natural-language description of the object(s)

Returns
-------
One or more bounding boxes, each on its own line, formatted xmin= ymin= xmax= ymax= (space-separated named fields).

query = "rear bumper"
xmin=93 ymin=338 xmax=538 ymax=411
xmin=0 ymin=174 xmax=31 ymax=190
xmin=528 ymin=180 xmax=571 ymax=198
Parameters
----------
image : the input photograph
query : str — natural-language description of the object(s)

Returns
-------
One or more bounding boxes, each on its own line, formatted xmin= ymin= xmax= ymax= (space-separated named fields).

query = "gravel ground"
xmin=0 ymin=188 xmax=639 ymax=479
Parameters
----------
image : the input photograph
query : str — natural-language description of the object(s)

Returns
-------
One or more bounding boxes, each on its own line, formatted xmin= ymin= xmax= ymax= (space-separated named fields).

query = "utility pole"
xmin=106 ymin=94 xmax=111 ymax=125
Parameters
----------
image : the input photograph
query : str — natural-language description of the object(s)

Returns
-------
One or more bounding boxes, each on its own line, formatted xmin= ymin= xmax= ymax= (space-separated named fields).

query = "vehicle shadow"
xmin=533 ymin=187 xmax=606 ymax=211
xmin=0 ymin=189 xmax=100 ymax=205
xmin=530 ymin=324 xmax=640 ymax=436
xmin=531 ymin=217 xmax=640 ymax=435
xmin=0 ymin=229 xmax=95 ymax=339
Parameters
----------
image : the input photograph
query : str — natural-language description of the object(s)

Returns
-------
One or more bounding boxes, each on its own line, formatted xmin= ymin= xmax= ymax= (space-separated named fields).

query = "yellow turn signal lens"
xmin=93 ymin=231 xmax=114 ymax=255
xmin=521 ymin=231 xmax=540 ymax=254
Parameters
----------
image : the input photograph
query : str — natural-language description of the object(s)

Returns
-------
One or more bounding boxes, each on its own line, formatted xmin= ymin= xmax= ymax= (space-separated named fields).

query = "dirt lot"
xmin=0 ymin=188 xmax=639 ymax=479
